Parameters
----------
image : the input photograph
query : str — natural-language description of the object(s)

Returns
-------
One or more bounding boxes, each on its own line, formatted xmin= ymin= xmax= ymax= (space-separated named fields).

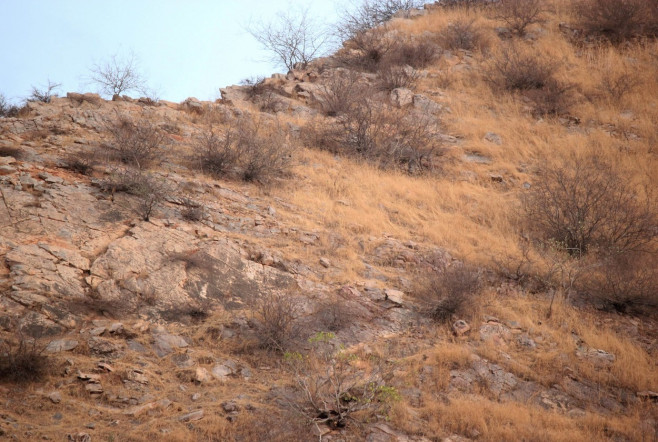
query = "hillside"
xmin=0 ymin=1 xmax=657 ymax=441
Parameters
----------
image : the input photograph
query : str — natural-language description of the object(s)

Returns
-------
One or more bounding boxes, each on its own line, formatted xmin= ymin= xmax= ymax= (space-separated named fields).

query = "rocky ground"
xmin=1 ymin=5 xmax=657 ymax=441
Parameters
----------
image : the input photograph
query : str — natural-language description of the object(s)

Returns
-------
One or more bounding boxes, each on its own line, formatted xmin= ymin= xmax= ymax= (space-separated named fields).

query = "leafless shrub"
xmin=315 ymin=71 xmax=370 ymax=117
xmin=440 ymin=19 xmax=489 ymax=51
xmin=341 ymin=26 xmax=397 ymax=71
xmin=283 ymin=333 xmax=398 ymax=431
xmin=102 ymin=168 xmax=172 ymax=221
xmin=337 ymin=0 xmax=425 ymax=39
xmin=598 ymin=68 xmax=641 ymax=102
xmin=0 ymin=94 xmax=20 ymax=117
xmin=577 ymin=252 xmax=658 ymax=314
xmin=88 ymin=52 xmax=148 ymax=97
xmin=574 ymin=0 xmax=649 ymax=43
xmin=28 ymin=80 xmax=61 ymax=103
xmin=439 ymin=0 xmax=491 ymax=8
xmin=0 ymin=333 xmax=50 ymax=384
xmin=486 ymin=46 xmax=559 ymax=91
xmin=493 ymin=0 xmax=544 ymax=36
xmin=168 ymin=249 xmax=216 ymax=273
xmin=525 ymin=79 xmax=575 ymax=117
xmin=180 ymin=198 xmax=204 ymax=222
xmin=415 ymin=263 xmax=481 ymax=322
xmin=63 ymin=150 xmax=97 ymax=175
xmin=247 ymin=8 xmax=329 ymax=71
xmin=306 ymin=102 xmax=442 ymax=174
xmin=377 ymin=64 xmax=419 ymax=91
xmin=522 ymin=153 xmax=657 ymax=256
xmin=194 ymin=125 xmax=240 ymax=178
xmin=387 ymin=38 xmax=441 ymax=68
xmin=235 ymin=119 xmax=295 ymax=183
xmin=104 ymin=115 xmax=167 ymax=169
xmin=315 ymin=298 xmax=354 ymax=332
xmin=252 ymin=292 xmax=301 ymax=352
xmin=241 ymin=76 xmax=271 ymax=99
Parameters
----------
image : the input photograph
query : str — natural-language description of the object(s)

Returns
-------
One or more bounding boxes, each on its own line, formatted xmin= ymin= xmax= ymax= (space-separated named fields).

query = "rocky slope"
xmin=1 ymin=4 xmax=657 ymax=441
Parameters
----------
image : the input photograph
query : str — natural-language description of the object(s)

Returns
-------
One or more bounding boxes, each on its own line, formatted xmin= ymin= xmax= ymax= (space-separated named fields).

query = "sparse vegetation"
xmin=194 ymin=125 xmax=240 ymax=178
xmin=522 ymin=153 xmax=657 ymax=257
xmin=251 ymin=292 xmax=301 ymax=352
xmin=0 ymin=334 xmax=50 ymax=384
xmin=574 ymin=0 xmax=650 ymax=43
xmin=104 ymin=115 xmax=167 ymax=169
xmin=248 ymin=8 xmax=328 ymax=71
xmin=337 ymin=0 xmax=425 ymax=39
xmin=28 ymin=80 xmax=61 ymax=103
xmin=88 ymin=52 xmax=148 ymax=97
xmin=486 ymin=45 xmax=559 ymax=91
xmin=0 ymin=94 xmax=20 ymax=117
xmin=2 ymin=2 xmax=658 ymax=441
xmin=493 ymin=0 xmax=544 ymax=36
xmin=283 ymin=333 xmax=398 ymax=431
xmin=415 ymin=263 xmax=481 ymax=322
xmin=440 ymin=18 xmax=488 ymax=51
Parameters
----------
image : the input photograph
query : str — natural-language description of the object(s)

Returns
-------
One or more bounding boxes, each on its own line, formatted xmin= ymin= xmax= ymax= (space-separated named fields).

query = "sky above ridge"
xmin=1 ymin=0 xmax=347 ymax=104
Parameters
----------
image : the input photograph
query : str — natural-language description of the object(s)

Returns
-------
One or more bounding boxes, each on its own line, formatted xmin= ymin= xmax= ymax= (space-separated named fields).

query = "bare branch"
xmin=88 ymin=52 xmax=148 ymax=97
xmin=248 ymin=8 xmax=329 ymax=72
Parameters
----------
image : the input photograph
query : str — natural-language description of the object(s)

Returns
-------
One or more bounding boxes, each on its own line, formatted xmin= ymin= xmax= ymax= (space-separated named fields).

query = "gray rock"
xmin=153 ymin=334 xmax=189 ymax=357
xmin=211 ymin=363 xmax=233 ymax=381
xmin=452 ymin=320 xmax=471 ymax=337
xmin=484 ymin=132 xmax=502 ymax=145
xmin=127 ymin=340 xmax=148 ymax=353
xmin=178 ymin=409 xmax=204 ymax=422
xmin=390 ymin=88 xmax=414 ymax=108
xmin=0 ymin=165 xmax=16 ymax=175
xmin=47 ymin=391 xmax=62 ymax=404
xmin=46 ymin=339 xmax=78 ymax=352
xmin=384 ymin=289 xmax=404 ymax=305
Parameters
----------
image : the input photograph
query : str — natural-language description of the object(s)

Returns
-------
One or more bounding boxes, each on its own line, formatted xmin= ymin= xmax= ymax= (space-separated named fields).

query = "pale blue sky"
xmin=1 ymin=0 xmax=345 ymax=103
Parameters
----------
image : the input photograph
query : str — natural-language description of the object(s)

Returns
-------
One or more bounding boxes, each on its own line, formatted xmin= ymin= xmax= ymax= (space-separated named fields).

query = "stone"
xmin=109 ymin=323 xmax=124 ymax=334
xmin=46 ymin=339 xmax=78 ymax=352
xmin=0 ymin=165 xmax=15 ymax=175
xmin=581 ymin=348 xmax=615 ymax=366
xmin=412 ymin=94 xmax=443 ymax=114
xmin=127 ymin=340 xmax=148 ymax=354
xmin=178 ymin=409 xmax=204 ymax=422
xmin=637 ymin=391 xmax=658 ymax=402
xmin=67 ymin=433 xmax=91 ymax=442
xmin=172 ymin=353 xmax=195 ymax=368
xmin=484 ymin=132 xmax=502 ymax=145
xmin=124 ymin=399 xmax=172 ymax=417
xmin=221 ymin=401 xmax=240 ymax=413
xmin=153 ymin=334 xmax=189 ymax=357
xmin=194 ymin=367 xmax=212 ymax=384
xmin=390 ymin=88 xmax=414 ymax=108
xmin=452 ymin=320 xmax=471 ymax=337
xmin=88 ymin=337 xmax=122 ymax=356
xmin=98 ymin=362 xmax=114 ymax=372
xmin=126 ymin=369 xmax=149 ymax=384
xmin=211 ymin=363 xmax=233 ymax=381
xmin=47 ymin=391 xmax=62 ymax=404
xmin=479 ymin=323 xmax=511 ymax=346
xmin=319 ymin=257 xmax=331 ymax=268
xmin=384 ymin=289 xmax=404 ymax=305
xmin=85 ymin=383 xmax=103 ymax=395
